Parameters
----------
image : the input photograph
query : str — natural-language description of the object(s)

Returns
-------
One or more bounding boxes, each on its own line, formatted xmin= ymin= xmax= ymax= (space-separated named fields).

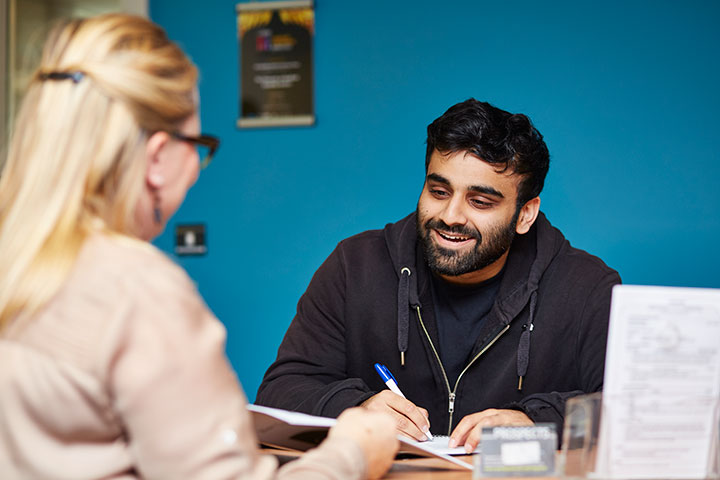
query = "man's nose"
xmin=438 ymin=196 xmax=467 ymax=227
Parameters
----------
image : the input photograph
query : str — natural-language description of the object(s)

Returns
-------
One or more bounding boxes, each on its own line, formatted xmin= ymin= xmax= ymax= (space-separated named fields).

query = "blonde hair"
xmin=0 ymin=14 xmax=198 ymax=329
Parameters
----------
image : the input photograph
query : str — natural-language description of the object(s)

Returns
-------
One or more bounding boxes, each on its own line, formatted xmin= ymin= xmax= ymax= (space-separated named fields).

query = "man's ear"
xmin=515 ymin=197 xmax=541 ymax=234
xmin=145 ymin=131 xmax=171 ymax=189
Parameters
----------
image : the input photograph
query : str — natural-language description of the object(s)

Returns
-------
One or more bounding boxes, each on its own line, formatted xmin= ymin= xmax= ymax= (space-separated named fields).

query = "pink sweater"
xmin=0 ymin=234 xmax=366 ymax=479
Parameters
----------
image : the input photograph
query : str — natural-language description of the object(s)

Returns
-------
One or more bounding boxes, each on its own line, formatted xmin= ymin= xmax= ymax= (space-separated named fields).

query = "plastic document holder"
xmin=559 ymin=392 xmax=720 ymax=480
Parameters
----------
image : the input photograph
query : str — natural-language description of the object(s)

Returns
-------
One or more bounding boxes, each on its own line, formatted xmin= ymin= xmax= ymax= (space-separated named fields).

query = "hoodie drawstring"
xmin=517 ymin=290 xmax=537 ymax=390
xmin=397 ymin=264 xmax=536 ymax=382
xmin=397 ymin=267 xmax=411 ymax=366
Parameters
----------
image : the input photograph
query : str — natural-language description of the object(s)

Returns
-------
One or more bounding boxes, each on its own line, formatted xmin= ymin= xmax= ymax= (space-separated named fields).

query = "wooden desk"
xmin=266 ymin=449 xmax=555 ymax=479
xmin=385 ymin=455 xmax=474 ymax=479
xmin=386 ymin=456 xmax=557 ymax=479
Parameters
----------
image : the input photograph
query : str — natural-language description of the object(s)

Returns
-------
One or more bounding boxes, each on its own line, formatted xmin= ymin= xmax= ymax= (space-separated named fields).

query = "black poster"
xmin=237 ymin=1 xmax=314 ymax=127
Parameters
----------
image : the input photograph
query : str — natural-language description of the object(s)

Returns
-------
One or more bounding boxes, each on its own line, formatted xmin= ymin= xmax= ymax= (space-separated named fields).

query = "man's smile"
xmin=432 ymin=229 xmax=477 ymax=249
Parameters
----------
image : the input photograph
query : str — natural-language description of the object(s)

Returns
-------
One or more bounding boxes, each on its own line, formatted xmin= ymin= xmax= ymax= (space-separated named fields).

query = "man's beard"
xmin=416 ymin=207 xmax=519 ymax=277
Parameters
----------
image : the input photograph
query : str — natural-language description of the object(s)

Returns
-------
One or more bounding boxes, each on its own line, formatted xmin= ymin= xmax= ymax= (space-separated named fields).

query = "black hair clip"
xmin=38 ymin=71 xmax=85 ymax=84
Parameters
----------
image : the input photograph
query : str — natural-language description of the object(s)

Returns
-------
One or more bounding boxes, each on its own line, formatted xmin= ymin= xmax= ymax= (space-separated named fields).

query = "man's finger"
xmin=363 ymin=391 xmax=431 ymax=441
xmin=381 ymin=392 xmax=431 ymax=438
xmin=394 ymin=411 xmax=430 ymax=441
xmin=449 ymin=412 xmax=485 ymax=447
xmin=463 ymin=425 xmax=482 ymax=453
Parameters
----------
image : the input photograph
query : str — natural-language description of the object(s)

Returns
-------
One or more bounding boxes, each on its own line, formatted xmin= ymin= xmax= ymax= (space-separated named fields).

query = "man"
xmin=256 ymin=99 xmax=620 ymax=452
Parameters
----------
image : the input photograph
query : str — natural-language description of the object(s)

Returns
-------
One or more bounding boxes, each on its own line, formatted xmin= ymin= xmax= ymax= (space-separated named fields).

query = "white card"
xmin=597 ymin=285 xmax=720 ymax=479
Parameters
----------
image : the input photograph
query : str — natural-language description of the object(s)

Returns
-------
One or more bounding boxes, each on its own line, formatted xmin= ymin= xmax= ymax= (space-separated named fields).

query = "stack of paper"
xmin=247 ymin=404 xmax=473 ymax=470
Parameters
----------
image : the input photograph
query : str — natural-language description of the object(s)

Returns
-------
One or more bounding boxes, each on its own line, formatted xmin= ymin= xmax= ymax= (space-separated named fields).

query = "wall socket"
xmin=175 ymin=224 xmax=207 ymax=255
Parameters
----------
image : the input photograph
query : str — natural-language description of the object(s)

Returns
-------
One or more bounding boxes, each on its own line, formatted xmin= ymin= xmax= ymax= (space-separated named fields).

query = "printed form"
xmin=597 ymin=285 xmax=720 ymax=479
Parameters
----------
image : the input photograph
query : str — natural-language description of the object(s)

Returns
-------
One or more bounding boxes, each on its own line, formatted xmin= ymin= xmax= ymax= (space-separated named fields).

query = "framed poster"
xmin=237 ymin=0 xmax=314 ymax=128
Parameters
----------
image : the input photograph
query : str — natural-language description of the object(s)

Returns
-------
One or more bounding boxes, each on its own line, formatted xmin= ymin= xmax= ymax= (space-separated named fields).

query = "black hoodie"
xmin=257 ymin=212 xmax=620 ymax=436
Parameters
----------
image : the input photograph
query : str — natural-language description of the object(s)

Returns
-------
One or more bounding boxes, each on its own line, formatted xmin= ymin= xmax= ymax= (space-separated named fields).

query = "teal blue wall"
xmin=150 ymin=1 xmax=720 ymax=400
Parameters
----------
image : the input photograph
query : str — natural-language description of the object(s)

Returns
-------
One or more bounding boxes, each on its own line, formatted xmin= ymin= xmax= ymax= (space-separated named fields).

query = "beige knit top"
xmin=0 ymin=234 xmax=366 ymax=479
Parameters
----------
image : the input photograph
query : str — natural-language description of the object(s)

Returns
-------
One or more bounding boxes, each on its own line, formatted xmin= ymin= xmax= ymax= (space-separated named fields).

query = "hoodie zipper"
xmin=415 ymin=305 xmax=511 ymax=435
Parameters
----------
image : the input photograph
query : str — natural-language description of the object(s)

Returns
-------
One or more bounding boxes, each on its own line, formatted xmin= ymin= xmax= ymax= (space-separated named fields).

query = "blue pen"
xmin=374 ymin=363 xmax=406 ymax=398
xmin=373 ymin=363 xmax=433 ymax=440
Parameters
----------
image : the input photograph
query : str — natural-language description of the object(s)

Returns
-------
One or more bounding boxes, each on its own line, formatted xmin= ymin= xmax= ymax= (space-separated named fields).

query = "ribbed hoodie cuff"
xmin=505 ymin=399 xmax=559 ymax=421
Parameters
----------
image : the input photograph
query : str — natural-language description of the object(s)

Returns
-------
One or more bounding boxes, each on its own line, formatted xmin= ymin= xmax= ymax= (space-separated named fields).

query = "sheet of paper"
xmin=403 ymin=435 xmax=480 ymax=456
xmin=597 ymin=285 xmax=720 ymax=479
xmin=247 ymin=404 xmax=336 ymax=427
xmin=398 ymin=436 xmax=474 ymax=470
xmin=247 ymin=404 xmax=336 ymax=452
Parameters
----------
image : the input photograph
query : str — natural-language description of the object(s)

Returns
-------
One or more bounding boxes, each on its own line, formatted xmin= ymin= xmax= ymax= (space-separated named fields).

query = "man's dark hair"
xmin=425 ymin=98 xmax=550 ymax=207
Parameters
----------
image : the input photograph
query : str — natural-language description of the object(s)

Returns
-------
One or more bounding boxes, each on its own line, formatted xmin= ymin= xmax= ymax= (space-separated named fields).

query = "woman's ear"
xmin=145 ymin=131 xmax=171 ymax=189
xmin=515 ymin=197 xmax=541 ymax=234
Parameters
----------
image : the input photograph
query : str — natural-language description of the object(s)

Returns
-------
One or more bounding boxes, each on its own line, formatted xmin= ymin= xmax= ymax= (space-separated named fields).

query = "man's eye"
xmin=470 ymin=199 xmax=492 ymax=208
xmin=430 ymin=189 xmax=449 ymax=198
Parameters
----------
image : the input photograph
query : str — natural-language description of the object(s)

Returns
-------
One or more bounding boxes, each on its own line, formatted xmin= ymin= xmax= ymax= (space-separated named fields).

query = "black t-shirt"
xmin=430 ymin=270 xmax=504 ymax=388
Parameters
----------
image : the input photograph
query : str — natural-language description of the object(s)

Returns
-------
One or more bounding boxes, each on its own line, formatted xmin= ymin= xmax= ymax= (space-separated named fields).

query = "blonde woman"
xmin=0 ymin=14 xmax=398 ymax=480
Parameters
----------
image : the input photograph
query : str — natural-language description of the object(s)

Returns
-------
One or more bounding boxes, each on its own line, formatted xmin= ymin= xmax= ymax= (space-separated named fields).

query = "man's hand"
xmin=361 ymin=390 xmax=431 ymax=441
xmin=449 ymin=408 xmax=533 ymax=453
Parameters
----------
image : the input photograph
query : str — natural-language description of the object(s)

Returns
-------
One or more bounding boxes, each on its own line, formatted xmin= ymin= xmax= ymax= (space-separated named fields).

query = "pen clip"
xmin=374 ymin=363 xmax=390 ymax=382
xmin=380 ymin=364 xmax=398 ymax=384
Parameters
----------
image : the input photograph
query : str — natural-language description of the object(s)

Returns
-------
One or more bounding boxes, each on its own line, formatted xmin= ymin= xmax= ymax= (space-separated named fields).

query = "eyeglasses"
xmin=170 ymin=132 xmax=220 ymax=169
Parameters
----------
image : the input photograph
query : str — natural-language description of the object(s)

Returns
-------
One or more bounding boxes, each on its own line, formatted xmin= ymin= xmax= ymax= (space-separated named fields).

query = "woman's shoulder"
xmin=78 ymin=233 xmax=196 ymax=297
xmin=55 ymin=232 xmax=209 ymax=342
xmin=24 ymin=233 xmax=212 ymax=373
xmin=1 ymin=233 xmax=209 ymax=383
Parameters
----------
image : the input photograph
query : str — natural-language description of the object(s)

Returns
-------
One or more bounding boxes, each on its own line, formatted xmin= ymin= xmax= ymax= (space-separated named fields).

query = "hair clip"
xmin=38 ymin=71 xmax=85 ymax=84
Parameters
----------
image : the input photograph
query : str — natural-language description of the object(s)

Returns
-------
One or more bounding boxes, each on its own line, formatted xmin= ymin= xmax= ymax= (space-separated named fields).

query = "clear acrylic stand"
xmin=559 ymin=393 xmax=720 ymax=480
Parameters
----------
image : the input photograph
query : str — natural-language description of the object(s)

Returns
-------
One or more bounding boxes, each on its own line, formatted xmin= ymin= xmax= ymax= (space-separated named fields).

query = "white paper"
xmin=398 ymin=435 xmax=474 ymax=469
xmin=597 ymin=285 xmax=720 ymax=479
xmin=402 ymin=434 xmax=480 ymax=456
xmin=501 ymin=440 xmax=541 ymax=466
xmin=248 ymin=404 xmax=336 ymax=427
